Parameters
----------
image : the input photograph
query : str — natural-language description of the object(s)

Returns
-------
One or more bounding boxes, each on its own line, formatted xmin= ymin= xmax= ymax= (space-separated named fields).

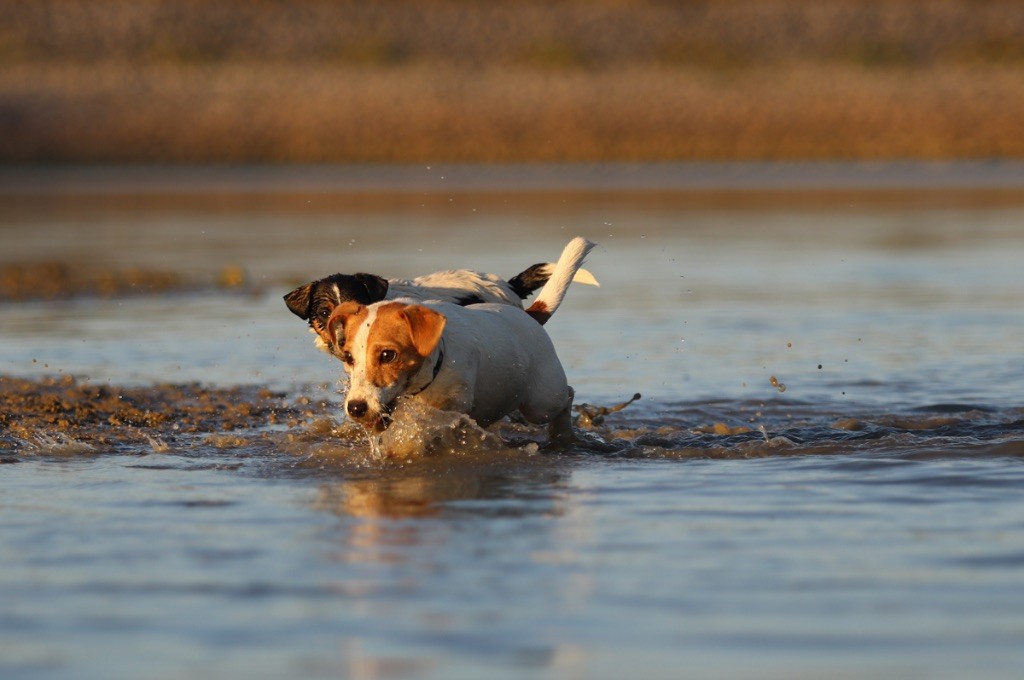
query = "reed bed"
xmin=2 ymin=0 xmax=1023 ymax=162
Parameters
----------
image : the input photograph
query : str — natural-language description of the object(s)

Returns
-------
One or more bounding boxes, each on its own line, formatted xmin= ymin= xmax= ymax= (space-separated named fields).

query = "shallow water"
xmin=2 ymin=165 xmax=1024 ymax=679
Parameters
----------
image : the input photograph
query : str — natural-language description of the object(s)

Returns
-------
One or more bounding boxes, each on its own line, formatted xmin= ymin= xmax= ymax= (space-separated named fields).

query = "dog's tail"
xmin=525 ymin=237 xmax=595 ymax=325
xmin=508 ymin=258 xmax=599 ymax=300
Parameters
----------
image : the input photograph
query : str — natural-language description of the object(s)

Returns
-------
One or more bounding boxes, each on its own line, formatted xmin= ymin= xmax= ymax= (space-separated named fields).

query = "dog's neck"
xmin=408 ymin=339 xmax=445 ymax=396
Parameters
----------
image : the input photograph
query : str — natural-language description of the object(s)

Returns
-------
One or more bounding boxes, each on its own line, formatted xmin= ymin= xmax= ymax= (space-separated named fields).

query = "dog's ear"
xmin=283 ymin=282 xmax=314 ymax=319
xmin=327 ymin=301 xmax=364 ymax=346
xmin=353 ymin=273 xmax=389 ymax=303
xmin=402 ymin=305 xmax=446 ymax=358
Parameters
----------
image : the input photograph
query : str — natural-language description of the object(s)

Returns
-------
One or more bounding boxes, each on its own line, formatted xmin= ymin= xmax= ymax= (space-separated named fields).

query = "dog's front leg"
xmin=418 ymin=383 xmax=475 ymax=422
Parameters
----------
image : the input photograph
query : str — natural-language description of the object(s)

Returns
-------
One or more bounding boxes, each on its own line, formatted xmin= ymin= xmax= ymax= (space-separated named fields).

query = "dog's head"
xmin=328 ymin=301 xmax=447 ymax=432
xmin=283 ymin=273 xmax=389 ymax=353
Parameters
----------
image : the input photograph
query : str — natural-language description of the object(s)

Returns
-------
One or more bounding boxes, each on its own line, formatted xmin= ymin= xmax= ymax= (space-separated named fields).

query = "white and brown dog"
xmin=284 ymin=241 xmax=597 ymax=357
xmin=327 ymin=237 xmax=595 ymax=443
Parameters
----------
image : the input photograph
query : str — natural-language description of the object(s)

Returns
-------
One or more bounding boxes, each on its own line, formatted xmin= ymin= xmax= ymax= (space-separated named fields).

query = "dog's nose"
xmin=347 ymin=400 xmax=368 ymax=419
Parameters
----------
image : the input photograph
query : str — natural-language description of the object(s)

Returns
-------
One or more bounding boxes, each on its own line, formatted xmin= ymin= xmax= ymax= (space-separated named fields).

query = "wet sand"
xmin=0 ymin=375 xmax=309 ymax=453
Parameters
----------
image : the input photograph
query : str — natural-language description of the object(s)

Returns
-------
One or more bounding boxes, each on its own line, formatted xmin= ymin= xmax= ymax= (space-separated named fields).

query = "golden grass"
xmin=4 ymin=62 xmax=1024 ymax=162
xmin=2 ymin=0 xmax=1024 ymax=161
xmin=6 ymin=0 xmax=1024 ymax=68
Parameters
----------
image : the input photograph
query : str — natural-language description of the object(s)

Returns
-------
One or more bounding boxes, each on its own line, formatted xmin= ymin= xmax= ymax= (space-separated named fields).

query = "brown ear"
xmin=327 ymin=301 xmax=364 ymax=346
xmin=283 ymin=282 xmax=314 ymax=319
xmin=402 ymin=306 xmax=447 ymax=357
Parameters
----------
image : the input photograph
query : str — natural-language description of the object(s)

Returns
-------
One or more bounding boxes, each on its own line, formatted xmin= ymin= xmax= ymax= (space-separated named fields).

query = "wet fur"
xmin=329 ymin=238 xmax=595 ymax=444
xmin=334 ymin=300 xmax=576 ymax=443
xmin=285 ymin=269 xmax=542 ymax=356
xmin=283 ymin=238 xmax=596 ymax=357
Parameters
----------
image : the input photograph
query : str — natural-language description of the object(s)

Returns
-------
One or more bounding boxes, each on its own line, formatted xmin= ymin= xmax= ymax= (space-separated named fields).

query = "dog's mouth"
xmin=369 ymin=403 xmax=395 ymax=432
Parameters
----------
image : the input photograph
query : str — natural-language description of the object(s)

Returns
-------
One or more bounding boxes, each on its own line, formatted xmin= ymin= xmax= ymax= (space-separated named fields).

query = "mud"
xmin=0 ymin=374 xmax=311 ymax=453
xmin=0 ymin=262 xmax=251 ymax=302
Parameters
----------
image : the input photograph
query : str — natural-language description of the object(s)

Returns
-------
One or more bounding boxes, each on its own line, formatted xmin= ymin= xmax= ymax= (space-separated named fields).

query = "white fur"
xmin=340 ymin=238 xmax=595 ymax=442
xmin=346 ymin=300 xmax=575 ymax=441
xmin=526 ymin=237 xmax=595 ymax=319
xmin=312 ymin=270 xmax=520 ymax=354
xmin=312 ymin=239 xmax=597 ymax=353
xmin=390 ymin=269 xmax=522 ymax=305
xmin=389 ymin=257 xmax=598 ymax=307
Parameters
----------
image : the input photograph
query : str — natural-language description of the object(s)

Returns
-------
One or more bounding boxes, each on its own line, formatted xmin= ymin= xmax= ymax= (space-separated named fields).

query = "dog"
xmin=283 ymin=239 xmax=597 ymax=357
xmin=327 ymin=237 xmax=595 ymax=443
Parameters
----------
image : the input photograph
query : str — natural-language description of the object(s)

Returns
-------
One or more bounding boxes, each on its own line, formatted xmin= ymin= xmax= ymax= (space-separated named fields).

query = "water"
xmin=2 ymin=165 xmax=1024 ymax=679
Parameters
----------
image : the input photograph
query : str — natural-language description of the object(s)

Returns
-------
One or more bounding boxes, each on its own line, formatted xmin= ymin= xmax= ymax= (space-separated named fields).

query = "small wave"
xmin=23 ymin=432 xmax=96 ymax=456
xmin=145 ymin=435 xmax=171 ymax=453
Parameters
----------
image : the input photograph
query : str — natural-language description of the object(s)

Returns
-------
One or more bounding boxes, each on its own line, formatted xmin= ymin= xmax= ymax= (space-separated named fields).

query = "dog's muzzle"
xmin=346 ymin=399 xmax=392 ymax=432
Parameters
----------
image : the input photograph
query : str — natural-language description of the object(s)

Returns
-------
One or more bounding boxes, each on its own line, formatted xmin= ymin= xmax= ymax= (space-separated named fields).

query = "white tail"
xmin=526 ymin=237 xmax=595 ymax=325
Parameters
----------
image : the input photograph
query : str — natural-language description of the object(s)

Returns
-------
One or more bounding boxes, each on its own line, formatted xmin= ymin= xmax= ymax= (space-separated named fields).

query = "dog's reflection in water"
xmin=310 ymin=402 xmax=564 ymax=534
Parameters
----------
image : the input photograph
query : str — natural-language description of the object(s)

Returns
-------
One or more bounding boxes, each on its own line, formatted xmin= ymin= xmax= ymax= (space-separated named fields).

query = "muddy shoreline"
xmin=0 ymin=261 xmax=256 ymax=302
xmin=0 ymin=374 xmax=320 ymax=455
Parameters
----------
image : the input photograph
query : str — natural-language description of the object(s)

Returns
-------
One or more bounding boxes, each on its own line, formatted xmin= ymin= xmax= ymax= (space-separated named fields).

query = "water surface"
xmin=1 ymin=165 xmax=1023 ymax=679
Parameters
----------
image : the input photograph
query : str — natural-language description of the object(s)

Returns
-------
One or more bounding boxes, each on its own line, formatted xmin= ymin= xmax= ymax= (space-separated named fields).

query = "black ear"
xmin=353 ymin=273 xmax=389 ymax=303
xmin=283 ymin=282 xmax=314 ymax=319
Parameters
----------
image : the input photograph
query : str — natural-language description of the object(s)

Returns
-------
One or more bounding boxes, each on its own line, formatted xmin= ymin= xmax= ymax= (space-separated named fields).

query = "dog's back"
xmin=399 ymin=270 xmax=523 ymax=306
xmin=428 ymin=301 xmax=570 ymax=428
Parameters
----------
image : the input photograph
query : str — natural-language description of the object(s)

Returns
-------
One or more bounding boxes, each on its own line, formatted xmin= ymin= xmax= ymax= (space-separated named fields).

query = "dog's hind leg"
xmin=546 ymin=387 xmax=576 ymax=445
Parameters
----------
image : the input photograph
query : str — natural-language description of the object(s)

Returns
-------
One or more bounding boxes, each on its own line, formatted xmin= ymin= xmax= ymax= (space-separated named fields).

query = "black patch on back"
xmin=506 ymin=263 xmax=550 ymax=299
xmin=452 ymin=293 xmax=486 ymax=306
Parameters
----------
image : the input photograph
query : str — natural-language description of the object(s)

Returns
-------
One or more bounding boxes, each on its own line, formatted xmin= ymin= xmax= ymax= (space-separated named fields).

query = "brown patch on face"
xmin=327 ymin=301 xmax=367 ymax=348
xmin=354 ymin=303 xmax=446 ymax=389
xmin=315 ymin=325 xmax=336 ymax=351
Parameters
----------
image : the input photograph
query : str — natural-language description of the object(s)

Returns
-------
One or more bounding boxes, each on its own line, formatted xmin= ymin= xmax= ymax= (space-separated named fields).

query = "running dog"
xmin=327 ymin=237 xmax=594 ymax=443
xmin=284 ymin=239 xmax=597 ymax=356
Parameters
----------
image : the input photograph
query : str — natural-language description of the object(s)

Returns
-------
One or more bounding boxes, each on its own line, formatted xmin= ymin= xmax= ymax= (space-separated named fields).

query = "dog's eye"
xmin=379 ymin=349 xmax=397 ymax=364
xmin=317 ymin=308 xmax=331 ymax=319
xmin=341 ymin=350 xmax=354 ymax=365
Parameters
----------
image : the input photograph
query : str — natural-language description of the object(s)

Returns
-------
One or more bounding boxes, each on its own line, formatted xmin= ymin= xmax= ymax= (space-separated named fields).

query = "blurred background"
xmin=3 ymin=0 xmax=1024 ymax=163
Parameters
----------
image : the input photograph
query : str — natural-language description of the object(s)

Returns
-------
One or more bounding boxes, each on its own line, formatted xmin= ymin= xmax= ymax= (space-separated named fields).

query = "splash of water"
xmin=24 ymin=432 xmax=96 ymax=455
xmin=378 ymin=399 xmax=527 ymax=459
